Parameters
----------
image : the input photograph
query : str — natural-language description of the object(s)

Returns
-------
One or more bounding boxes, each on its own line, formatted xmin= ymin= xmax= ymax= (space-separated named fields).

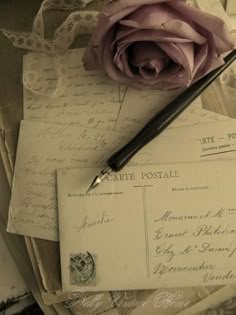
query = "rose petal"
xmin=115 ymin=29 xmax=192 ymax=46
xmin=102 ymin=27 xmax=142 ymax=87
xmin=114 ymin=25 xmax=139 ymax=42
xmin=113 ymin=42 xmax=129 ymax=70
xmin=193 ymin=33 xmax=224 ymax=80
xmin=137 ymin=66 xmax=192 ymax=88
xmin=130 ymin=41 xmax=168 ymax=67
xmin=212 ymin=33 xmax=233 ymax=54
xmin=104 ymin=0 xmax=181 ymax=16
xmin=119 ymin=3 xmax=206 ymax=45
xmin=132 ymin=43 xmax=169 ymax=79
xmin=157 ymin=41 xmax=194 ymax=85
xmin=168 ymin=1 xmax=234 ymax=52
xmin=191 ymin=43 xmax=208 ymax=78
xmin=139 ymin=66 xmax=158 ymax=79
xmin=85 ymin=6 xmax=140 ymax=68
xmin=158 ymin=42 xmax=194 ymax=71
xmin=121 ymin=52 xmax=135 ymax=77
xmin=161 ymin=20 xmax=206 ymax=45
xmin=119 ymin=3 xmax=183 ymax=29
xmin=114 ymin=43 xmax=135 ymax=78
xmin=83 ymin=41 xmax=101 ymax=70
xmin=94 ymin=6 xmax=139 ymax=45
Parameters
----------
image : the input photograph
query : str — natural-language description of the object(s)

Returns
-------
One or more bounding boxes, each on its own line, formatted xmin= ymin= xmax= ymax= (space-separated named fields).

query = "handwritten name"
xmin=193 ymin=224 xmax=236 ymax=237
xmin=75 ymin=211 xmax=113 ymax=232
xmin=155 ymin=208 xmax=234 ymax=223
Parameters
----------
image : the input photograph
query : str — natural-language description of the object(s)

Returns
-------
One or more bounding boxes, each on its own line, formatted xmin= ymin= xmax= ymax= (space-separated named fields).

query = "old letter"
xmin=58 ymin=161 xmax=236 ymax=291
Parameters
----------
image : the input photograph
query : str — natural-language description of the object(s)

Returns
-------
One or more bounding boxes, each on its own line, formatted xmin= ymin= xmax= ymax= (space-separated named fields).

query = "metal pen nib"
xmin=86 ymin=166 xmax=113 ymax=193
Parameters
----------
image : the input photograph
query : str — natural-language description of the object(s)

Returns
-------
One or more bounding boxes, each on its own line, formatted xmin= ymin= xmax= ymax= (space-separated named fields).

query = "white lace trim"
xmin=1 ymin=0 xmax=100 ymax=97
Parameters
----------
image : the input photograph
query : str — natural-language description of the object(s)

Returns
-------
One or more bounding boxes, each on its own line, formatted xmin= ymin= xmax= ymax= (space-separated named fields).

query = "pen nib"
xmin=86 ymin=167 xmax=113 ymax=193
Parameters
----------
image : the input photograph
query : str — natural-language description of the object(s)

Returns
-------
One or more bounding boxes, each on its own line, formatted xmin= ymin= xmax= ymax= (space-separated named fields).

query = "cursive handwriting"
xmin=153 ymin=261 xmax=215 ymax=277
xmin=24 ymin=49 xmax=123 ymax=130
xmin=202 ymin=269 xmax=236 ymax=283
xmin=75 ymin=211 xmax=113 ymax=232
xmin=155 ymin=208 xmax=235 ymax=223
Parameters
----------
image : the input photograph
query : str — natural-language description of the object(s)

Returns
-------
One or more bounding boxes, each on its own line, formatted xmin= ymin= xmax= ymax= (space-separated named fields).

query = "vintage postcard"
xmin=58 ymin=161 xmax=236 ymax=291
xmin=7 ymin=120 xmax=198 ymax=241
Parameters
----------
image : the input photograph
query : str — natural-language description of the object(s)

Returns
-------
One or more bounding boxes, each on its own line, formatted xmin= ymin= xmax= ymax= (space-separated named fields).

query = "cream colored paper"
xmin=8 ymin=120 xmax=198 ymax=241
xmin=23 ymin=49 xmax=230 ymax=136
xmin=115 ymin=89 xmax=201 ymax=133
xmin=177 ymin=285 xmax=236 ymax=315
xmin=196 ymin=0 xmax=231 ymax=29
xmin=115 ymin=88 xmax=229 ymax=135
xmin=165 ymin=120 xmax=236 ymax=160
xmin=226 ymin=0 xmax=236 ymax=14
xmin=58 ymin=161 xmax=236 ymax=291
xmin=23 ymin=49 xmax=123 ymax=130
xmin=101 ymin=309 xmax=120 ymax=315
xmin=0 ymin=227 xmax=28 ymax=304
xmin=0 ymin=150 xmax=57 ymax=315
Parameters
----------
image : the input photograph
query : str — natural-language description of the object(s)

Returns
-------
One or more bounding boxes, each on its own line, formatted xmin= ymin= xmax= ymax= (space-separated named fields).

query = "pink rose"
xmin=83 ymin=0 xmax=234 ymax=89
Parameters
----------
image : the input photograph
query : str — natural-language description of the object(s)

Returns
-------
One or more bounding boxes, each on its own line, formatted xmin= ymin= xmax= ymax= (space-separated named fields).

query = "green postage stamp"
xmin=70 ymin=252 xmax=96 ymax=286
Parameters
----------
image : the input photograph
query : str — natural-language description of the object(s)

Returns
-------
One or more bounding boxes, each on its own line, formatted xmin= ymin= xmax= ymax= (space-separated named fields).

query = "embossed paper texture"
xmin=58 ymin=161 xmax=236 ymax=292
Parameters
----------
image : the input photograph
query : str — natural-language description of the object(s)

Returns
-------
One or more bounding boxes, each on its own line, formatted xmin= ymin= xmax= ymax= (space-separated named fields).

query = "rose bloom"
xmin=83 ymin=0 xmax=234 ymax=89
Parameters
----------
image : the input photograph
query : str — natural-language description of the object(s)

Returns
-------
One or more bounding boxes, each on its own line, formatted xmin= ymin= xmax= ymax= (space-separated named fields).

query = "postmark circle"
xmin=70 ymin=252 xmax=95 ymax=284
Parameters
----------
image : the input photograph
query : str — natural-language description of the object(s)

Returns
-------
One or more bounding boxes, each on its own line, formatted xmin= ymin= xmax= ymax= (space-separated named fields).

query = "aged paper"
xmin=178 ymin=285 xmax=236 ymax=315
xmin=101 ymin=309 xmax=120 ymax=315
xmin=0 ymin=227 xmax=28 ymax=304
xmin=0 ymin=150 xmax=57 ymax=315
xmin=58 ymin=161 xmax=236 ymax=291
xmin=226 ymin=0 xmax=236 ymax=14
xmin=196 ymin=0 xmax=231 ymax=29
xmin=165 ymin=120 xmax=236 ymax=160
xmin=0 ymin=131 xmax=13 ymax=185
xmin=30 ymin=238 xmax=61 ymax=293
xmin=115 ymin=88 xmax=202 ymax=133
xmin=115 ymin=88 xmax=229 ymax=135
xmin=8 ymin=120 xmax=198 ymax=241
xmin=23 ymin=49 xmax=123 ymax=130
xmin=23 ymin=49 xmax=230 ymax=137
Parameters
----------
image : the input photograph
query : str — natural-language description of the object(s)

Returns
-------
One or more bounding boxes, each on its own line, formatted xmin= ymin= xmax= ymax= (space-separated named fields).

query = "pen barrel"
xmin=107 ymin=50 xmax=236 ymax=172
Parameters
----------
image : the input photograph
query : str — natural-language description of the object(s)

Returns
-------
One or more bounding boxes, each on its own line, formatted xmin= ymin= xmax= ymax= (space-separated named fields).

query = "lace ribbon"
xmin=1 ymin=0 xmax=100 ymax=96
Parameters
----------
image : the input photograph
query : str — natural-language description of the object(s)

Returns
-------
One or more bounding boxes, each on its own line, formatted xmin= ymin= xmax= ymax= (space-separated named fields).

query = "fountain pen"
xmin=87 ymin=49 xmax=236 ymax=192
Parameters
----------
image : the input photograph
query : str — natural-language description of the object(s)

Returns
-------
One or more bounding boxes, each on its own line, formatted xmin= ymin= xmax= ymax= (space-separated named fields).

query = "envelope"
xmin=57 ymin=160 xmax=236 ymax=292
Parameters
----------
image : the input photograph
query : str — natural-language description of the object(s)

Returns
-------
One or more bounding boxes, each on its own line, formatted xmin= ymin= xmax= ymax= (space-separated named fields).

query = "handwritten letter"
xmin=23 ymin=49 xmax=123 ymax=130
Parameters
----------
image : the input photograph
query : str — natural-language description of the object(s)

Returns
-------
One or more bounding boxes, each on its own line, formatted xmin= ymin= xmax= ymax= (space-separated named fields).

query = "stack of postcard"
xmin=3 ymin=41 xmax=236 ymax=315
